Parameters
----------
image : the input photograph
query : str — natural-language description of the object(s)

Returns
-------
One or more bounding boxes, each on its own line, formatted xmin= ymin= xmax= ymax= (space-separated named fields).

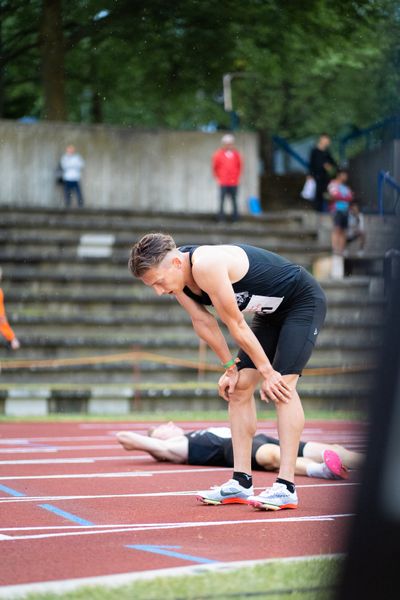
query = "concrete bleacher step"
xmin=4 ymin=297 xmax=385 ymax=327
xmin=2 ymin=273 xmax=384 ymax=306
xmin=0 ymin=204 xmax=306 ymax=229
xmin=0 ymin=244 xmax=324 ymax=272
xmin=0 ymin=204 xmax=391 ymax=413
xmin=1 ymin=226 xmax=319 ymax=247
xmin=7 ymin=314 xmax=383 ymax=344
xmin=2 ymin=268 xmax=377 ymax=294
xmin=0 ymin=331 xmax=381 ymax=357
xmin=0 ymin=342 xmax=379 ymax=389
xmin=0 ymin=381 xmax=373 ymax=416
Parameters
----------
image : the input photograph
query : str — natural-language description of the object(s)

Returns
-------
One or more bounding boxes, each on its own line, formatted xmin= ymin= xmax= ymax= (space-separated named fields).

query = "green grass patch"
xmin=25 ymin=555 xmax=344 ymax=600
xmin=0 ymin=408 xmax=366 ymax=423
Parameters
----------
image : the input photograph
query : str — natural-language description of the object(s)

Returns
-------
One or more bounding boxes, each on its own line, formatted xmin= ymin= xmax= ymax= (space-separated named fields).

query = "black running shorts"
xmin=237 ymin=267 xmax=327 ymax=376
xmin=333 ymin=211 xmax=348 ymax=229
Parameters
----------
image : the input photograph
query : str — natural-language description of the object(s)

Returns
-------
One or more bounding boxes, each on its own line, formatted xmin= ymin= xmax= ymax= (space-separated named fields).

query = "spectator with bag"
xmin=308 ymin=134 xmax=338 ymax=212
xmin=300 ymin=176 xmax=316 ymax=202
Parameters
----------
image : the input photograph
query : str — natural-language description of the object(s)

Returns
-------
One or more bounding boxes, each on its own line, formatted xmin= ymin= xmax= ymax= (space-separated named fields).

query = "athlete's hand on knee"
xmin=218 ymin=368 xmax=239 ymax=401
xmin=260 ymin=370 xmax=291 ymax=404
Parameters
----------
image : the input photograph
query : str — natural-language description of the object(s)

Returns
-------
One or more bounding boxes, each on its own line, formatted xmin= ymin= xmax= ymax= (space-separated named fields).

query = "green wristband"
xmin=222 ymin=358 xmax=236 ymax=369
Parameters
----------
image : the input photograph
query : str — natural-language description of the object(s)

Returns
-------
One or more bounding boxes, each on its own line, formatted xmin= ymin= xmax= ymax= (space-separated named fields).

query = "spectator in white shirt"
xmin=60 ymin=145 xmax=85 ymax=207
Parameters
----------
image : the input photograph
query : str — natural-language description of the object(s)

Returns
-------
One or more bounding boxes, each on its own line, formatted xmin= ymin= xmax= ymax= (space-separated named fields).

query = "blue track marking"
xmin=0 ymin=484 xmax=26 ymax=497
xmin=0 ymin=482 xmax=94 ymax=527
xmin=127 ymin=544 xmax=218 ymax=564
xmin=38 ymin=504 xmax=95 ymax=526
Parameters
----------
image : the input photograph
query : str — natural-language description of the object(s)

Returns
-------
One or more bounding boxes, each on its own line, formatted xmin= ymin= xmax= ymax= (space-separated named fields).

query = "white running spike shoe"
xmin=197 ymin=479 xmax=253 ymax=505
xmin=248 ymin=482 xmax=298 ymax=511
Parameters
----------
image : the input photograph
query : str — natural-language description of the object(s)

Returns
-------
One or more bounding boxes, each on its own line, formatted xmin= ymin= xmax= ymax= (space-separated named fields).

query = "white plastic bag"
xmin=300 ymin=177 xmax=316 ymax=201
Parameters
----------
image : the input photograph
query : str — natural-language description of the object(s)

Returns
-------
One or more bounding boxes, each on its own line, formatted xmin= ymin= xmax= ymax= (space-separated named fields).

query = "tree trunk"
xmin=91 ymin=91 xmax=103 ymax=123
xmin=0 ymin=16 xmax=4 ymax=118
xmin=39 ymin=0 xmax=66 ymax=121
xmin=259 ymin=129 xmax=274 ymax=174
xmin=90 ymin=49 xmax=102 ymax=123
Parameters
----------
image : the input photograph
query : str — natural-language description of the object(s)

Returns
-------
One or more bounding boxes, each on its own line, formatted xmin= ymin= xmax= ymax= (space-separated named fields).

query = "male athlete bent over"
xmin=129 ymin=235 xmax=327 ymax=510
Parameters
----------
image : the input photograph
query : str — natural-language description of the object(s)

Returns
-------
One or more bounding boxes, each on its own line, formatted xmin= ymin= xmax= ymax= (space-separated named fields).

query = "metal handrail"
xmin=339 ymin=115 xmax=400 ymax=162
xmin=272 ymin=135 xmax=310 ymax=170
xmin=377 ymin=170 xmax=400 ymax=215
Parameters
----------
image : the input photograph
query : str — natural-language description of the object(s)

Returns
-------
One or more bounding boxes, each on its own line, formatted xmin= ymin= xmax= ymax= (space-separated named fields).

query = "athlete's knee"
xmin=233 ymin=368 xmax=260 ymax=393
xmin=229 ymin=380 xmax=255 ymax=404
xmin=281 ymin=373 xmax=299 ymax=392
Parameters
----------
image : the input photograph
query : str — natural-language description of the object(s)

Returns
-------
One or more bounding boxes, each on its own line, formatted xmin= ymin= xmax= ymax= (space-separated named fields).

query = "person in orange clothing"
xmin=0 ymin=268 xmax=20 ymax=350
xmin=212 ymin=133 xmax=243 ymax=223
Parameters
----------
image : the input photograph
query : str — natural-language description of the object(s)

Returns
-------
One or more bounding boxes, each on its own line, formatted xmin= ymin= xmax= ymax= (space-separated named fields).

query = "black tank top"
xmin=179 ymin=244 xmax=301 ymax=315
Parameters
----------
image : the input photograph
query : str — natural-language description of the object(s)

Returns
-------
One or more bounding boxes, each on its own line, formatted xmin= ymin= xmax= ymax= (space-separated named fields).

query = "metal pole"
xmin=223 ymin=74 xmax=233 ymax=112
xmin=377 ymin=170 xmax=385 ymax=216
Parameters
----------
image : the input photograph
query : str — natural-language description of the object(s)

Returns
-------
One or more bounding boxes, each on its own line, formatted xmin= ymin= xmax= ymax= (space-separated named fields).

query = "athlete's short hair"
xmin=129 ymin=233 xmax=176 ymax=277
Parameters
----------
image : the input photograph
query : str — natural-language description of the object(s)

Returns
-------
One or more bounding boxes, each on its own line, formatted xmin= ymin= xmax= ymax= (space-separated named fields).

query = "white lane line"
xmin=0 ymin=470 xmax=155 ymax=481
xmin=0 ymin=511 xmax=349 ymax=531
xmin=0 ymin=441 xmax=366 ymax=454
xmin=0 ymin=513 xmax=355 ymax=541
xmin=0 ymin=482 xmax=359 ymax=504
xmin=0 ymin=444 xmax=126 ymax=454
xmin=297 ymin=481 xmax=360 ymax=488
xmin=0 ymin=491 xmax=208 ymax=503
xmin=0 ymin=448 xmax=58 ymax=454
xmin=0 ymin=468 xmax=358 ymax=482
xmin=0 ymin=436 xmax=115 ymax=443
xmin=79 ymin=421 xmax=366 ymax=429
xmin=0 ymin=466 xmax=230 ymax=481
xmin=0 ymin=523 xmax=192 ymax=531
xmin=0 ymin=455 xmax=157 ymax=465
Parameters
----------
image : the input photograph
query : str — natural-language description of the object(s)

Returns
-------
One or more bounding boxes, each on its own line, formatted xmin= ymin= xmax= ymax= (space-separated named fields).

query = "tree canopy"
xmin=0 ymin=0 xmax=399 ymax=138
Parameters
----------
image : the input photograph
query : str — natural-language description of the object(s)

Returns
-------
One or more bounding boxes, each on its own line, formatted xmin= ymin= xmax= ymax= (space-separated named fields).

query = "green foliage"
xmin=1 ymin=0 xmax=399 ymax=137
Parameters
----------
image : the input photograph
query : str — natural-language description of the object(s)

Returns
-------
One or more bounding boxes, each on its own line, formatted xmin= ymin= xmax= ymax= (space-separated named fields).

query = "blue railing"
xmin=272 ymin=135 xmax=310 ymax=170
xmin=339 ymin=115 xmax=400 ymax=162
xmin=378 ymin=170 xmax=400 ymax=215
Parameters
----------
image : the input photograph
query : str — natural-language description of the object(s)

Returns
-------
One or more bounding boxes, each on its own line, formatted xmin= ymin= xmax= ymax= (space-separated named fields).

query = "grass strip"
xmin=0 ymin=409 xmax=366 ymax=422
xmin=25 ymin=555 xmax=344 ymax=600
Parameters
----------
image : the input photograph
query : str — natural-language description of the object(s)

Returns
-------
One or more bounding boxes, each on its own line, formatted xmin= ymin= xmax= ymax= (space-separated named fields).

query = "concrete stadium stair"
xmin=0 ymin=205 xmax=396 ymax=415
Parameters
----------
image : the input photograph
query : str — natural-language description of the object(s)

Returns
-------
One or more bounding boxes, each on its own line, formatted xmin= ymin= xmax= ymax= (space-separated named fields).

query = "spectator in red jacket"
xmin=212 ymin=134 xmax=243 ymax=222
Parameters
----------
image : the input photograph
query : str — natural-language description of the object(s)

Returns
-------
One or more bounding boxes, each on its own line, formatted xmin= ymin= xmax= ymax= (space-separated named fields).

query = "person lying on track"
xmin=116 ymin=422 xmax=363 ymax=506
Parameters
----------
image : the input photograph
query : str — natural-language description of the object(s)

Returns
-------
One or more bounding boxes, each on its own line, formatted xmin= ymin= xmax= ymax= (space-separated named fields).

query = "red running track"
xmin=0 ymin=420 xmax=367 ymax=592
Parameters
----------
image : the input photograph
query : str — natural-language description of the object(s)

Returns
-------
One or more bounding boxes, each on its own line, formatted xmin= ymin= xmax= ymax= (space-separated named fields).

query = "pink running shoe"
xmin=323 ymin=449 xmax=349 ymax=480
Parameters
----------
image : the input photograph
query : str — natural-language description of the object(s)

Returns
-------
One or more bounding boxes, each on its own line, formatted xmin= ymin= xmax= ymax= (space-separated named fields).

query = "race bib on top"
xmin=235 ymin=292 xmax=284 ymax=314
xmin=190 ymin=427 xmax=232 ymax=439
